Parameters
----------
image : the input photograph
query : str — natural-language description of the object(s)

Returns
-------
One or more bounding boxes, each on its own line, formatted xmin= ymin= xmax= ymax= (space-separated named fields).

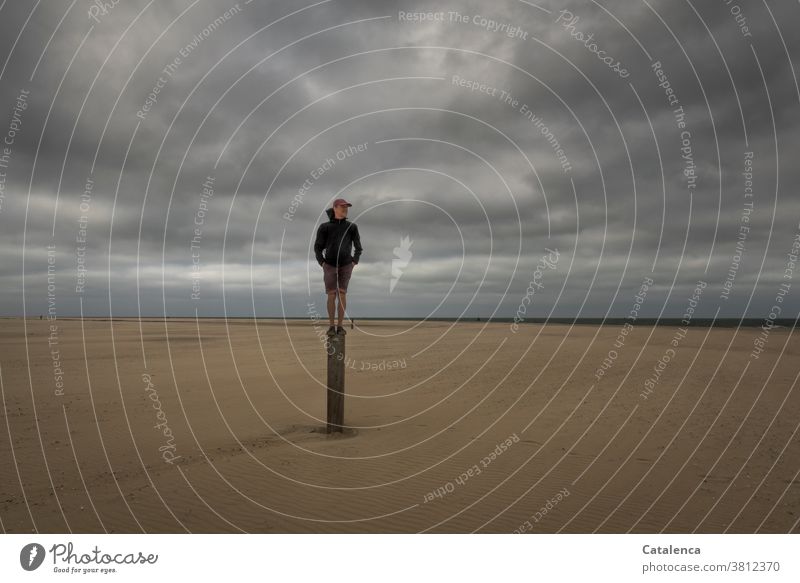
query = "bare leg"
xmin=327 ymin=292 xmax=336 ymax=326
xmin=337 ymin=290 xmax=346 ymax=327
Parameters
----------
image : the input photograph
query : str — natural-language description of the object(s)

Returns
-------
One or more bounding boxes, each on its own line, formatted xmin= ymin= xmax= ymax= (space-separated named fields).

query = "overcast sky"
xmin=0 ymin=0 xmax=798 ymax=319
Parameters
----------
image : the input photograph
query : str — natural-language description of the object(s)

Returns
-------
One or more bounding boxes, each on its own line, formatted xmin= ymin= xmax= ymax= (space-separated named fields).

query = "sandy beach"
xmin=1 ymin=317 xmax=798 ymax=533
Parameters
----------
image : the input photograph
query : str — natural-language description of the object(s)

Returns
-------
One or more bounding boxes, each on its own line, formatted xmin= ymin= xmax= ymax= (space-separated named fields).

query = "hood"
xmin=326 ymin=207 xmax=348 ymax=222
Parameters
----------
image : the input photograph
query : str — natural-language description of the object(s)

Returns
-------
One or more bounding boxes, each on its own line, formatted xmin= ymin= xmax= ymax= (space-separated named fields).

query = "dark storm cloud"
xmin=0 ymin=0 xmax=798 ymax=319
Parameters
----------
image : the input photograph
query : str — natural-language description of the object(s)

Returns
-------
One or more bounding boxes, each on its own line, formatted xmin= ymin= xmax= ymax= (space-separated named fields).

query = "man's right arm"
xmin=314 ymin=224 xmax=326 ymax=265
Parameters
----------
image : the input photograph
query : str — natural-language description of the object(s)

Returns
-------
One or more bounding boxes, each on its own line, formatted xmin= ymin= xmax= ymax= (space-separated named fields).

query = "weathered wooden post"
xmin=326 ymin=334 xmax=345 ymax=433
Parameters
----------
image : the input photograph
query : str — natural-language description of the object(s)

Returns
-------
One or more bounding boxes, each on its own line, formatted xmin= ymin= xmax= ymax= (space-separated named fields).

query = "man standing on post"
xmin=314 ymin=198 xmax=363 ymax=336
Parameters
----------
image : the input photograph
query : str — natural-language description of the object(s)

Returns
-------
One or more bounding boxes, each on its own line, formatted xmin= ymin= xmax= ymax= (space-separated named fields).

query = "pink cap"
xmin=332 ymin=198 xmax=352 ymax=207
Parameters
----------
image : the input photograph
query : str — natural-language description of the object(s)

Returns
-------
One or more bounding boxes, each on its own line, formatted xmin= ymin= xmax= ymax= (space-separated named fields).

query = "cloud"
xmin=0 ymin=0 xmax=798 ymax=319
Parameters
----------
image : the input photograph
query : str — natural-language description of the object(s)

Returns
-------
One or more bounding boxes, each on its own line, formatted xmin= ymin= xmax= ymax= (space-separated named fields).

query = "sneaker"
xmin=336 ymin=326 xmax=346 ymax=335
xmin=326 ymin=325 xmax=336 ymax=336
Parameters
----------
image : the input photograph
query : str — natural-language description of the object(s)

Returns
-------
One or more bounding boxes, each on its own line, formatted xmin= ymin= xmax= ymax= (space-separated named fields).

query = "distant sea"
xmin=30 ymin=316 xmax=799 ymax=328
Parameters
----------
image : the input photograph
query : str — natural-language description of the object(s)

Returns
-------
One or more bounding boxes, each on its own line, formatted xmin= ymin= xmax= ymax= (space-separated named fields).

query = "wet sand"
xmin=1 ymin=317 xmax=798 ymax=533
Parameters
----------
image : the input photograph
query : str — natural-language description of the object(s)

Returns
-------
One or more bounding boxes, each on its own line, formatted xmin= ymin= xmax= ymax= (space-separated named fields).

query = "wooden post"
xmin=326 ymin=334 xmax=345 ymax=433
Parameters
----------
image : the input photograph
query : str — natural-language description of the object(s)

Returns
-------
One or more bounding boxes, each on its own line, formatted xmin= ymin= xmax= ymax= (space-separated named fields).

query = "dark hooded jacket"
xmin=314 ymin=207 xmax=363 ymax=266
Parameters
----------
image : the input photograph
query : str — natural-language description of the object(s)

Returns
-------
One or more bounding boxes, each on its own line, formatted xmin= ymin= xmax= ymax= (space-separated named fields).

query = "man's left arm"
xmin=352 ymin=224 xmax=363 ymax=264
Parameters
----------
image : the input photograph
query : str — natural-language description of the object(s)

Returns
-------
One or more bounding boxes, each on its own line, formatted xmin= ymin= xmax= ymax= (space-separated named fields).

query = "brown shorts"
xmin=323 ymin=261 xmax=355 ymax=294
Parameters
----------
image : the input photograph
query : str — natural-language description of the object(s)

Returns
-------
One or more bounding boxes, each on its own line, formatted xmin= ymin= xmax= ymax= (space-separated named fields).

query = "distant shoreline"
xmin=4 ymin=316 xmax=797 ymax=328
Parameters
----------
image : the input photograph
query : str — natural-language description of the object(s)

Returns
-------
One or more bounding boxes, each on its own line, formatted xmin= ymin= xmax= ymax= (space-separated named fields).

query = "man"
xmin=314 ymin=198 xmax=363 ymax=336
